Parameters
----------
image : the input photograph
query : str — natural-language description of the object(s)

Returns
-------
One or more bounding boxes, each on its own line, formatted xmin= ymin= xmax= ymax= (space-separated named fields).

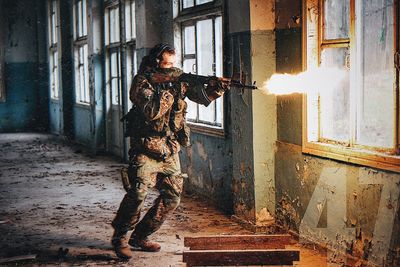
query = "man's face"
xmin=159 ymin=52 xmax=176 ymax=69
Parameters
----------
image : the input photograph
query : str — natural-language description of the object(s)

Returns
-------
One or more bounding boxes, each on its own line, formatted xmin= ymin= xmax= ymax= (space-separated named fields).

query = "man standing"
xmin=111 ymin=43 xmax=229 ymax=259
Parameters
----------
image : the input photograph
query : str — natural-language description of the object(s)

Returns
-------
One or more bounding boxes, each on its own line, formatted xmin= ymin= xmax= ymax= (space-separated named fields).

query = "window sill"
xmin=74 ymin=102 xmax=91 ymax=109
xmin=187 ymin=122 xmax=225 ymax=138
xmin=302 ymin=142 xmax=400 ymax=173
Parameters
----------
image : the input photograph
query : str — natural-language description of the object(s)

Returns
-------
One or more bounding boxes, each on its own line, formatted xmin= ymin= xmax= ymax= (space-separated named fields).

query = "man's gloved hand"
xmin=208 ymin=76 xmax=231 ymax=92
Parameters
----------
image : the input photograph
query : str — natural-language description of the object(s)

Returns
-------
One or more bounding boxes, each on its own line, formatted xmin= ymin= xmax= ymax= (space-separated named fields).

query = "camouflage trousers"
xmin=112 ymin=151 xmax=184 ymax=239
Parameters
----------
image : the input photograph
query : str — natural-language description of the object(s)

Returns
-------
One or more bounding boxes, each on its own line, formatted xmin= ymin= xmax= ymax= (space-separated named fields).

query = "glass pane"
xmin=324 ymin=0 xmax=349 ymax=39
xmin=82 ymin=0 xmax=87 ymax=36
xmin=77 ymin=1 xmax=82 ymax=37
xmin=186 ymin=99 xmax=197 ymax=120
xmin=182 ymin=0 xmax=194 ymax=9
xmin=104 ymin=10 xmax=110 ymax=45
xmin=83 ymin=44 xmax=89 ymax=102
xmin=131 ymin=0 xmax=136 ymax=39
xmin=54 ymin=51 xmax=59 ymax=98
xmin=183 ymin=59 xmax=197 ymax=120
xmin=125 ymin=1 xmax=131 ymax=40
xmin=214 ymin=16 xmax=222 ymax=77
xmin=320 ymin=47 xmax=350 ymax=142
xmin=196 ymin=19 xmax=213 ymax=76
xmin=356 ymin=0 xmax=394 ymax=148
xmin=51 ymin=1 xmax=57 ymax=44
xmin=183 ymin=26 xmax=195 ymax=55
xmin=183 ymin=58 xmax=195 ymax=73
xmin=111 ymin=52 xmax=118 ymax=77
xmin=215 ymin=98 xmax=222 ymax=125
xmin=111 ymin=52 xmax=120 ymax=105
xmin=199 ymin=101 xmax=215 ymax=123
xmin=196 ymin=0 xmax=213 ymax=5
xmin=110 ymin=7 xmax=120 ymax=43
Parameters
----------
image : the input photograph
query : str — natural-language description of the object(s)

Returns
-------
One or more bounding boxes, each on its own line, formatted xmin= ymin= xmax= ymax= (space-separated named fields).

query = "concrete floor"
xmin=0 ymin=133 xmax=328 ymax=266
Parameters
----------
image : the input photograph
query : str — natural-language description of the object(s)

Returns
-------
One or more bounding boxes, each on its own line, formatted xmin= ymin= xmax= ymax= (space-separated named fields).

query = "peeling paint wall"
xmin=0 ymin=0 xmax=48 ymax=132
xmin=250 ymin=0 xmax=277 ymax=223
xmin=274 ymin=0 xmax=400 ymax=265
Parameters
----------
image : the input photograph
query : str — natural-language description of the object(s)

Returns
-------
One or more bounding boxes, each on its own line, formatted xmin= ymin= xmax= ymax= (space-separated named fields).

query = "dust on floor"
xmin=0 ymin=133 xmax=327 ymax=266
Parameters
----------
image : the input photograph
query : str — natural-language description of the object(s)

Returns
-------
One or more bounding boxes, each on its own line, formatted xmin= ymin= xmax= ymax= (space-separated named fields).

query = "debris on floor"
xmin=0 ymin=133 xmax=327 ymax=266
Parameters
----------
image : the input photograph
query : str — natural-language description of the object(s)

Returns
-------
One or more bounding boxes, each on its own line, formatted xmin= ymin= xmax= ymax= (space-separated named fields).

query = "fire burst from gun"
xmin=261 ymin=67 xmax=347 ymax=95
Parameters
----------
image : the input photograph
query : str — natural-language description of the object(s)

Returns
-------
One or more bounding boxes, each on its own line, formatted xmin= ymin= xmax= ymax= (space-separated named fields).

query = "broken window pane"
xmin=320 ymin=47 xmax=350 ymax=142
xmin=356 ymin=0 xmax=394 ymax=148
xmin=323 ymin=0 xmax=349 ymax=40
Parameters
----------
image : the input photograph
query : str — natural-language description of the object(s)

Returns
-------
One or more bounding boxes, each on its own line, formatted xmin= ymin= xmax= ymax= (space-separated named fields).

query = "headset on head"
xmin=150 ymin=43 xmax=175 ymax=64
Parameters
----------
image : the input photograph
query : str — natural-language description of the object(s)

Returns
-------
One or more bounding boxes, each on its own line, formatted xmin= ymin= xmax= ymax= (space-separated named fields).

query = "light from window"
xmin=75 ymin=44 xmax=90 ymax=103
xmin=110 ymin=51 xmax=121 ymax=105
xmin=182 ymin=16 xmax=223 ymax=127
xmin=304 ymin=0 xmax=398 ymax=170
xmin=48 ymin=0 xmax=59 ymax=100
xmin=109 ymin=6 xmax=120 ymax=43
xmin=125 ymin=0 xmax=136 ymax=40
xmin=323 ymin=0 xmax=349 ymax=40
xmin=50 ymin=50 xmax=59 ymax=99
xmin=355 ymin=0 xmax=394 ymax=148
xmin=182 ymin=0 xmax=213 ymax=10
xmin=75 ymin=0 xmax=87 ymax=38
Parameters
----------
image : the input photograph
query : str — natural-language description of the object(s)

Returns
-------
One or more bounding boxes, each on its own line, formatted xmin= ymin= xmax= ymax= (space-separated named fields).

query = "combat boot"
xmin=112 ymin=232 xmax=133 ymax=260
xmin=129 ymin=233 xmax=161 ymax=252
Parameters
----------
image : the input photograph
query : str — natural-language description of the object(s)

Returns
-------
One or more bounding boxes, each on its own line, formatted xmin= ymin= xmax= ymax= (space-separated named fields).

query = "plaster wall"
xmin=250 ymin=0 xmax=277 ymax=222
xmin=0 ymin=0 xmax=48 ymax=132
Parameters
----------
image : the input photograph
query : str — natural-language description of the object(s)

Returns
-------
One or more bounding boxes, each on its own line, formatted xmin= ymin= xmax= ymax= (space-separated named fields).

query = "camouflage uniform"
xmin=112 ymin=66 xmax=221 ymax=243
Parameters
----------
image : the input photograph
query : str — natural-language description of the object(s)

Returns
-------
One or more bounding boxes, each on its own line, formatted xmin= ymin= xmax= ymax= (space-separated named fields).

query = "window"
xmin=73 ymin=0 xmax=90 ymax=104
xmin=177 ymin=0 xmax=224 ymax=132
xmin=48 ymin=0 xmax=59 ymax=100
xmin=105 ymin=4 xmax=121 ymax=106
xmin=303 ymin=0 xmax=399 ymax=172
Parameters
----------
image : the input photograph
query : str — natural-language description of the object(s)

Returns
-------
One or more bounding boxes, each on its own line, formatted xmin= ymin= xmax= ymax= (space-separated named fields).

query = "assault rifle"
xmin=149 ymin=72 xmax=258 ymax=94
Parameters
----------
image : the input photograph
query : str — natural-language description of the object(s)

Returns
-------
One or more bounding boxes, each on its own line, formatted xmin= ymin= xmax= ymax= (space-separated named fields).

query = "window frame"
xmin=175 ymin=0 xmax=225 ymax=137
xmin=105 ymin=2 xmax=121 ymax=107
xmin=48 ymin=0 xmax=60 ymax=100
xmin=73 ymin=0 xmax=90 ymax=105
xmin=302 ymin=0 xmax=400 ymax=173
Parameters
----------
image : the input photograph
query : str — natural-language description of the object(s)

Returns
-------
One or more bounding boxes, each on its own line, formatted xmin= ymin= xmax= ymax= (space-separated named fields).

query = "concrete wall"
xmin=0 ymin=0 xmax=48 ymax=132
xmin=274 ymin=0 xmax=400 ymax=265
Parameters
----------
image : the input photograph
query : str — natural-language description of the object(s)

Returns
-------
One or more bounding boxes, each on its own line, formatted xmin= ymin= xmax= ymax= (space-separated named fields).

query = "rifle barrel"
xmin=230 ymin=80 xmax=258 ymax=90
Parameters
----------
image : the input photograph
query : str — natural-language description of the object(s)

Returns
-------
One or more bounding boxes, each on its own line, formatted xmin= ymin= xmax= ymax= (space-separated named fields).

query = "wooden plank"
xmin=183 ymin=249 xmax=300 ymax=266
xmin=0 ymin=254 xmax=37 ymax=264
xmin=184 ymin=234 xmax=291 ymax=250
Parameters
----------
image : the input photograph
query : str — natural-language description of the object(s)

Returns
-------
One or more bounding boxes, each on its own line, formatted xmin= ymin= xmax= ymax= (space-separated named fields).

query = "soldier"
xmin=111 ymin=43 xmax=229 ymax=259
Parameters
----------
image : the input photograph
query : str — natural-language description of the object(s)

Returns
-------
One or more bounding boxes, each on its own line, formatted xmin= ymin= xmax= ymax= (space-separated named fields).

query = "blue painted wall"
xmin=0 ymin=0 xmax=48 ymax=133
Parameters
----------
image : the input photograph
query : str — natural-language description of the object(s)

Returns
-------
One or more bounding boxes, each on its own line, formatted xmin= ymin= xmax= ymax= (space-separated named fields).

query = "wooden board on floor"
xmin=183 ymin=249 xmax=300 ymax=266
xmin=184 ymin=234 xmax=291 ymax=250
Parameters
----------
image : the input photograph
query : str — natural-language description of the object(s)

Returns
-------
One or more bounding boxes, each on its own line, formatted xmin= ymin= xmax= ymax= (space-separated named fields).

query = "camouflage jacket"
xmin=125 ymin=67 xmax=188 ymax=160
